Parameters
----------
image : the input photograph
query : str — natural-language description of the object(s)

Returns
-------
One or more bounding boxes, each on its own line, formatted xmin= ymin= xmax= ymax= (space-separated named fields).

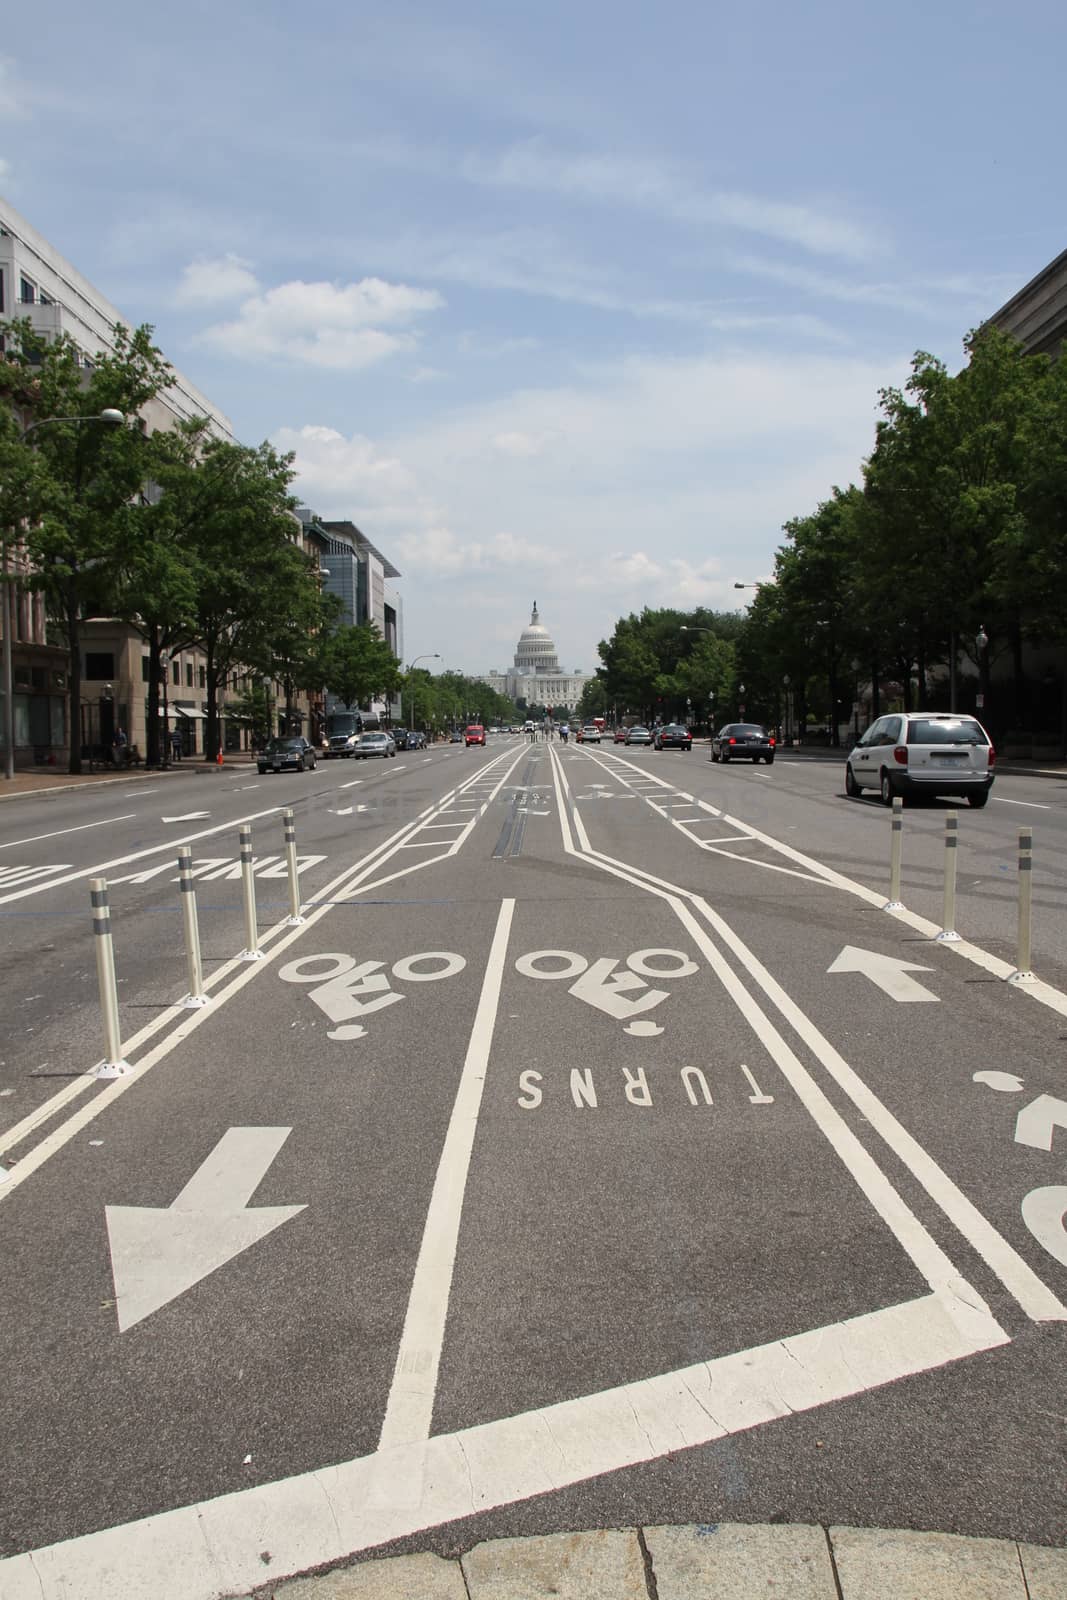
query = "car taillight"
xmin=768 ymin=737 xmax=775 ymax=748
xmin=988 ymin=745 xmax=996 ymax=767
xmin=729 ymin=737 xmax=736 ymax=745
xmin=893 ymin=745 xmax=908 ymax=765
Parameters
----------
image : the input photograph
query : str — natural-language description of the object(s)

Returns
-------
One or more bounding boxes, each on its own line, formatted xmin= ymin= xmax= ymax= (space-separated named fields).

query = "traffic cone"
xmin=216 ymin=748 xmax=224 ymax=767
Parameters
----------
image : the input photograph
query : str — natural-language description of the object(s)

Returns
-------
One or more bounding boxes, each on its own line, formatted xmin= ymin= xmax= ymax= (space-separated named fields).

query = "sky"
xmin=1 ymin=0 xmax=1063 ymax=676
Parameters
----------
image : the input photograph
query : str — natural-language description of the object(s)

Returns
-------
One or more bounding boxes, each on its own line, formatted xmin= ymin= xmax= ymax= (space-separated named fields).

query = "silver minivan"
xmin=846 ymin=713 xmax=995 ymax=806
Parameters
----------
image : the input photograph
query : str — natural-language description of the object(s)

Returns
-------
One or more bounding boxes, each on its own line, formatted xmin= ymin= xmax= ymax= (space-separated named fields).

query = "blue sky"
xmin=1 ymin=0 xmax=1063 ymax=675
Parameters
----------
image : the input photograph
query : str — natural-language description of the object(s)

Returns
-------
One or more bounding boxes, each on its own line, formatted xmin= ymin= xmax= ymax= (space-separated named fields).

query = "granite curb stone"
xmin=829 ymin=1527 xmax=1031 ymax=1598
xmin=240 ymin=1526 xmax=1067 ymax=1600
xmin=462 ymin=1530 xmax=648 ymax=1597
xmin=645 ymin=1521 xmax=835 ymax=1597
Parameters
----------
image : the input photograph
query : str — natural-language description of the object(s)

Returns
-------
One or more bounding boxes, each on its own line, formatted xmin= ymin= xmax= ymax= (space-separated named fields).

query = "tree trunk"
xmin=870 ymin=661 xmax=881 ymax=720
xmin=145 ymin=630 xmax=162 ymax=768
xmin=205 ymin=647 xmax=221 ymax=762
xmin=66 ymin=588 xmax=82 ymax=775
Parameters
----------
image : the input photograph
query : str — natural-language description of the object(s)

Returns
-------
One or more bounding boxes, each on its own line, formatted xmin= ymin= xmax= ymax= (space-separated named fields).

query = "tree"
xmin=322 ymin=623 xmax=402 ymax=713
xmin=0 ymin=319 xmax=173 ymax=771
xmin=178 ymin=439 xmax=315 ymax=759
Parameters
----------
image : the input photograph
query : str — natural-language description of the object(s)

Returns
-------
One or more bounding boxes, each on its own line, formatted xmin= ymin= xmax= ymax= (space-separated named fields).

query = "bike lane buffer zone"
xmin=0 ymin=892 xmax=503 ymax=1558
xmin=428 ymin=893 xmax=1012 ymax=1450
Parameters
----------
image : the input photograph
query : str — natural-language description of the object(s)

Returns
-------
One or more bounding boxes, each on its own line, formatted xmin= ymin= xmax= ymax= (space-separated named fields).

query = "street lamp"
xmin=782 ymin=673 xmax=792 ymax=745
xmin=3 ymin=408 xmax=126 ymax=780
xmin=405 ymin=652 xmax=440 ymax=734
xmin=738 ymin=682 xmax=746 ymax=717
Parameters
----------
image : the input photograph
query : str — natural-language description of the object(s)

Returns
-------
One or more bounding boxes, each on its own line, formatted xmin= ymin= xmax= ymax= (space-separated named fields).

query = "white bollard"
xmin=935 ymin=810 xmax=961 ymax=942
xmin=238 ymin=823 xmax=263 ymax=961
xmin=89 ymin=878 xmax=131 ymax=1077
xmin=283 ymin=808 xmax=304 ymax=926
xmin=884 ymin=795 xmax=905 ymax=911
xmin=1007 ymin=827 xmax=1035 ymax=983
xmin=177 ymin=847 xmax=210 ymax=1007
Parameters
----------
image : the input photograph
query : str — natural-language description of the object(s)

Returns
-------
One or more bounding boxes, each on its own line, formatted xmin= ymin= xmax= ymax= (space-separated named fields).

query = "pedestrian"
xmin=112 ymin=726 xmax=128 ymax=767
xmin=170 ymin=728 xmax=183 ymax=762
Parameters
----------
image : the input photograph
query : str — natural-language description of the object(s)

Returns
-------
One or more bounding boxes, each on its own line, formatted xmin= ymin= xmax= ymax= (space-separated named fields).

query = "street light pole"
xmin=405 ymin=652 xmax=441 ymax=734
xmin=160 ymin=651 xmax=171 ymax=769
xmin=3 ymin=409 xmax=125 ymax=780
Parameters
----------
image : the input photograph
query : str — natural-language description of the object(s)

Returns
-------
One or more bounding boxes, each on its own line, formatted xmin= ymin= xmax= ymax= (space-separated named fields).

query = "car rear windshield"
xmin=730 ymin=724 xmax=766 ymax=736
xmin=906 ymin=719 xmax=988 ymax=746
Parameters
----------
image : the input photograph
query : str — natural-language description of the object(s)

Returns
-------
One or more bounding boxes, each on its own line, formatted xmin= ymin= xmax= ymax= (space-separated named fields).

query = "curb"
xmin=238 ymin=1523 xmax=1066 ymax=1599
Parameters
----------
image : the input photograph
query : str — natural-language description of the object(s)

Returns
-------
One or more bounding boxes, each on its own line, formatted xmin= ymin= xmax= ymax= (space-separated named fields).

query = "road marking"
xmin=827 ymin=945 xmax=939 ymax=1003
xmin=106 ymin=1128 xmax=305 ymax=1332
xmin=0 ymin=864 xmax=73 ymax=888
xmin=379 ymin=898 xmax=515 ymax=1453
xmin=161 ymin=812 xmax=211 ymax=822
xmin=0 ymin=806 xmax=284 ymax=908
xmin=741 ymin=1063 xmax=774 ymax=1104
xmin=0 ymin=814 xmax=137 ymax=851
xmin=548 ymin=742 xmax=1067 ymax=1324
xmin=340 ymin=779 xmax=364 ymax=788
xmin=1015 ymin=1094 xmax=1067 ymax=1151
xmin=995 ymin=797 xmax=1050 ymax=808
xmin=0 ymin=745 xmax=527 ymax=1181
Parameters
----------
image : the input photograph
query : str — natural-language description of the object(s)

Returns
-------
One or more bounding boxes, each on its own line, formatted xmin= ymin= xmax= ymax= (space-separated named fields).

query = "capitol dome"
xmin=514 ymin=602 xmax=561 ymax=674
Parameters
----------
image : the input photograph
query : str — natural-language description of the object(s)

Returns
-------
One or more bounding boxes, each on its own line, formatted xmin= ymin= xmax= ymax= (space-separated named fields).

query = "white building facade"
xmin=476 ymin=603 xmax=588 ymax=713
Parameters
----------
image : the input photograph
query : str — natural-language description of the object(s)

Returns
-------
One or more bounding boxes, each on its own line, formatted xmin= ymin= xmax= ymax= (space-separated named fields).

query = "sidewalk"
xmin=240 ymin=1523 xmax=1066 ymax=1598
xmin=0 ymin=757 xmax=252 ymax=800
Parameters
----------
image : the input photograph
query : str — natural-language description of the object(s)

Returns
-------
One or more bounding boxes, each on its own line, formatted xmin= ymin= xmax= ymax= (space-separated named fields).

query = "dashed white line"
xmin=0 ymin=814 xmax=137 ymax=851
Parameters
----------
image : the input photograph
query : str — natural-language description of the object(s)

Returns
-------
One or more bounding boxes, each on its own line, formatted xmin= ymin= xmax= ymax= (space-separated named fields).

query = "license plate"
xmin=932 ymin=754 xmax=966 ymax=764
xmin=272 ymin=761 xmax=281 ymax=770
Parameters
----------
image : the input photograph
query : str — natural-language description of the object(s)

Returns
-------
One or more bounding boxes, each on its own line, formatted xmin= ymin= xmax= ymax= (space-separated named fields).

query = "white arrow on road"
xmin=1015 ymin=1094 xmax=1067 ymax=1151
xmin=105 ymin=1127 xmax=305 ymax=1331
xmin=161 ymin=811 xmax=211 ymax=823
xmin=827 ymin=945 xmax=939 ymax=1003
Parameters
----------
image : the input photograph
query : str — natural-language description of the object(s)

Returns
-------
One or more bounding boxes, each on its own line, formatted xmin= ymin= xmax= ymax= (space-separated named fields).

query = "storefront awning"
xmin=174 ymin=706 xmax=207 ymax=720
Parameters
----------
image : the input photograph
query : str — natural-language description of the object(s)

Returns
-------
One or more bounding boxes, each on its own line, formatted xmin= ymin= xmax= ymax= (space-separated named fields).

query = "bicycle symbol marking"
xmin=279 ymin=951 xmax=466 ymax=1041
xmin=514 ymin=948 xmax=698 ymax=1034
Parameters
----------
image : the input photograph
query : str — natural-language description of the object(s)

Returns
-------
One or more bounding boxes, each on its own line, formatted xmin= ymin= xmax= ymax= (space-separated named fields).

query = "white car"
xmin=845 ymin=712 xmax=995 ymax=807
xmin=353 ymin=731 xmax=397 ymax=759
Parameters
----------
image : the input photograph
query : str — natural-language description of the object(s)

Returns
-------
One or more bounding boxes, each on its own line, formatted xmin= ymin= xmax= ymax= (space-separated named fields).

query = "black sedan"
xmin=257 ymin=737 xmax=318 ymax=774
xmin=654 ymin=723 xmax=692 ymax=751
xmin=711 ymin=723 xmax=776 ymax=764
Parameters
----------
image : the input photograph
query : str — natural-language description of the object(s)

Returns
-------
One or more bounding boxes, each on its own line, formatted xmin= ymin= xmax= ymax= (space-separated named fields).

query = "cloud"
xmin=200 ymin=276 xmax=444 ymax=368
xmin=349 ymin=133 xmax=881 ymax=262
xmin=491 ymin=431 xmax=555 ymax=458
xmin=0 ymin=57 xmax=27 ymax=119
xmin=176 ymin=253 xmax=260 ymax=306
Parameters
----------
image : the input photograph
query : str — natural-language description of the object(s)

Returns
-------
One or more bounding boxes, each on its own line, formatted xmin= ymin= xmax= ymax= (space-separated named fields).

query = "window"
xmin=186 ymin=662 xmax=193 ymax=687
xmin=20 ymin=277 xmax=35 ymax=304
xmin=198 ymin=665 xmax=206 ymax=689
xmin=84 ymin=652 xmax=115 ymax=680
xmin=172 ymin=659 xmax=180 ymax=685
xmin=141 ymin=655 xmax=150 ymax=683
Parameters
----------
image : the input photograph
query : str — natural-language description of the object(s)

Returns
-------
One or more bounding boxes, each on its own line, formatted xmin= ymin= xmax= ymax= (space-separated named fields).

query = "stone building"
xmin=475 ymin=603 xmax=588 ymax=713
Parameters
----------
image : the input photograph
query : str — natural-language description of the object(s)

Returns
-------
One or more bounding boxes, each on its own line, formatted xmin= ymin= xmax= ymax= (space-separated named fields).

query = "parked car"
xmin=614 ymin=726 xmax=628 ymax=743
xmin=711 ymin=723 xmax=775 ymax=764
xmin=655 ymin=723 xmax=692 ymax=751
xmin=624 ymin=725 xmax=653 ymax=746
xmin=258 ymin=737 xmax=318 ymax=774
xmin=845 ymin=712 xmax=995 ymax=806
xmin=465 ymin=724 xmax=486 ymax=746
xmin=353 ymin=732 xmax=396 ymax=759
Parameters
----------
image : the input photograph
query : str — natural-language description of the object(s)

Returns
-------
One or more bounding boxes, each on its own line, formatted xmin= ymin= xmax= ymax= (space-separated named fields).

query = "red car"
xmin=464 ymin=724 xmax=486 ymax=746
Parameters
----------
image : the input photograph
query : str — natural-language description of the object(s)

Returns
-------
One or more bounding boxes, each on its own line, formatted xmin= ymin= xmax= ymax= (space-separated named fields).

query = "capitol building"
xmin=474 ymin=603 xmax=590 ymax=713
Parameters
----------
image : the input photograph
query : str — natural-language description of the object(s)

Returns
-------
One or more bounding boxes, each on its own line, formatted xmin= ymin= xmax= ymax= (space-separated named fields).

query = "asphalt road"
xmin=1 ymin=740 xmax=1065 ymax=1597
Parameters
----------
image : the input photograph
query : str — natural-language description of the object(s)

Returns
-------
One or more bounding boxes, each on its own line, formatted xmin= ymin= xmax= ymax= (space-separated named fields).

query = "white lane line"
xmin=379 ymin=898 xmax=515 ymax=1453
xmin=995 ymin=797 xmax=1051 ymax=809
xmin=0 ymin=814 xmax=137 ymax=851
xmin=0 ymin=807 xmax=283 ymax=908
xmin=340 ymin=779 xmax=364 ymax=788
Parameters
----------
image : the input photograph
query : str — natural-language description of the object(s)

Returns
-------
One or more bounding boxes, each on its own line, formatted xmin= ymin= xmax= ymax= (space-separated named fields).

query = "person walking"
xmin=170 ymin=728 xmax=183 ymax=762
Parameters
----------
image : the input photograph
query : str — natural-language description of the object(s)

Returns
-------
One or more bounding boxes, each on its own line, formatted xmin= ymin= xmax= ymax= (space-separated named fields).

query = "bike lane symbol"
xmin=515 ymin=948 xmax=698 ymax=1034
xmin=279 ymin=951 xmax=466 ymax=1041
